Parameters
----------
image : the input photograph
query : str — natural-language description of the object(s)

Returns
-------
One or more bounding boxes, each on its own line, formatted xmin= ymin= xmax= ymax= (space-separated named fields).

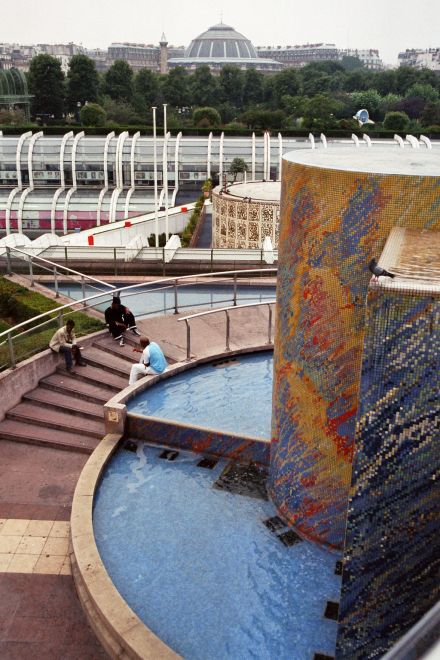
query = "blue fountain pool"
xmin=94 ymin=443 xmax=341 ymax=660
xmin=127 ymin=352 xmax=274 ymax=439
xmin=45 ymin=282 xmax=276 ymax=319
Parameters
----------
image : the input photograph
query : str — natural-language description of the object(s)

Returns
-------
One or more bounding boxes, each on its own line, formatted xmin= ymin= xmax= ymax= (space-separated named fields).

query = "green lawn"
xmin=0 ymin=277 xmax=104 ymax=370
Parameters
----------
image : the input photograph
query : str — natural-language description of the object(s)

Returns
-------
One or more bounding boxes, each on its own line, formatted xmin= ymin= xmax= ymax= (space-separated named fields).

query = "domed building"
xmin=168 ymin=22 xmax=283 ymax=73
xmin=0 ymin=67 xmax=32 ymax=119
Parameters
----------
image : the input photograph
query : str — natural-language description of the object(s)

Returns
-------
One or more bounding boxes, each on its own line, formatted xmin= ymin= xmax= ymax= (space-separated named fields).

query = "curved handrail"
xmin=5 ymin=245 xmax=116 ymax=292
xmin=178 ymin=299 xmax=276 ymax=359
xmin=0 ymin=268 xmax=277 ymax=368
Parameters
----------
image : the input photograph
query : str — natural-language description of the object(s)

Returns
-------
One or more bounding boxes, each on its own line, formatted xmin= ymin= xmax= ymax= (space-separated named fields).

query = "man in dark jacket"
xmin=104 ymin=296 xmax=140 ymax=346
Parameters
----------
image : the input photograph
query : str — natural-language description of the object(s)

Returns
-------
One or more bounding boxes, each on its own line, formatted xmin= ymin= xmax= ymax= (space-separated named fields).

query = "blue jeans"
xmin=59 ymin=345 xmax=73 ymax=370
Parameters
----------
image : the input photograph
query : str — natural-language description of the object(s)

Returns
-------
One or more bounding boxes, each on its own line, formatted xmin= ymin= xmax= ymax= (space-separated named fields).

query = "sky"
xmin=2 ymin=0 xmax=440 ymax=66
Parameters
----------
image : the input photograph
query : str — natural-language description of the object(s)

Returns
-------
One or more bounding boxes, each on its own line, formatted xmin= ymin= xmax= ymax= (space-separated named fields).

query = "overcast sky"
xmin=2 ymin=0 xmax=440 ymax=66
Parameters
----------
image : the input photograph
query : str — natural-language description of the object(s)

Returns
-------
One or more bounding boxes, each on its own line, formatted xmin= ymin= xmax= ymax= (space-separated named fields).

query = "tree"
xmin=67 ymin=55 xmax=99 ymax=112
xmin=104 ymin=60 xmax=134 ymax=102
xmin=395 ymin=96 xmax=426 ymax=120
xmin=219 ymin=65 xmax=244 ymax=108
xmin=243 ymin=68 xmax=264 ymax=106
xmin=421 ymin=101 xmax=440 ymax=127
xmin=162 ymin=67 xmax=189 ymax=107
xmin=80 ymin=102 xmax=106 ymax=126
xmin=28 ymin=54 xmax=65 ymax=119
xmin=102 ymin=97 xmax=141 ymax=124
xmin=189 ymin=66 xmax=219 ymax=107
xmin=133 ymin=69 xmax=160 ymax=117
xmin=192 ymin=106 xmax=221 ymax=127
xmin=405 ymin=83 xmax=439 ymax=103
xmin=343 ymin=69 xmax=373 ymax=92
xmin=350 ymin=89 xmax=383 ymax=119
xmin=273 ymin=69 xmax=301 ymax=105
xmin=228 ymin=157 xmax=248 ymax=181
xmin=302 ymin=94 xmax=342 ymax=129
xmin=383 ymin=111 xmax=410 ymax=131
xmin=341 ymin=55 xmax=364 ymax=71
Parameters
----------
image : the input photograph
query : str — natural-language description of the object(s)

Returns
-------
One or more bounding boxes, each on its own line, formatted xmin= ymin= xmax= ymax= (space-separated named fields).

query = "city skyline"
xmin=2 ymin=0 xmax=440 ymax=66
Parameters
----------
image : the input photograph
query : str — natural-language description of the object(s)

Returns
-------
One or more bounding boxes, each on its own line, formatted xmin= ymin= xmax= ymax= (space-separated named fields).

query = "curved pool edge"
xmin=72 ymin=345 xmax=273 ymax=659
xmin=70 ymin=433 xmax=181 ymax=660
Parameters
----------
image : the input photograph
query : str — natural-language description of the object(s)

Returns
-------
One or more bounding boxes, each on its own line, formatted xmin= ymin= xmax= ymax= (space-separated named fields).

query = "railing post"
xmin=6 ymin=247 xmax=12 ymax=276
xmin=268 ymin=303 xmax=272 ymax=344
xmin=81 ymin=276 xmax=86 ymax=306
xmin=162 ymin=247 xmax=166 ymax=276
xmin=184 ymin=319 xmax=191 ymax=360
xmin=29 ymin=257 xmax=34 ymax=286
xmin=174 ymin=279 xmax=178 ymax=314
xmin=64 ymin=246 xmax=68 ymax=267
xmin=225 ymin=310 xmax=230 ymax=351
xmin=210 ymin=248 xmax=213 ymax=272
xmin=113 ymin=248 xmax=117 ymax=276
xmin=53 ymin=267 xmax=59 ymax=297
xmin=233 ymin=272 xmax=237 ymax=306
xmin=7 ymin=331 xmax=16 ymax=369
xmin=58 ymin=311 xmax=63 ymax=328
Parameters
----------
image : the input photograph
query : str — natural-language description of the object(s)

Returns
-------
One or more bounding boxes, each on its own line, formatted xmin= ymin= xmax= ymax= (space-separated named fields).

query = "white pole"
xmin=163 ymin=103 xmax=169 ymax=242
xmin=152 ymin=106 xmax=159 ymax=247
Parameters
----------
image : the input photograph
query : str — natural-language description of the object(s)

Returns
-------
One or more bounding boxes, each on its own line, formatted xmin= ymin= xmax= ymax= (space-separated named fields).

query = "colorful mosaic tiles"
xmin=269 ymin=155 xmax=440 ymax=550
xmin=336 ymin=286 xmax=440 ymax=658
xmin=127 ymin=414 xmax=270 ymax=465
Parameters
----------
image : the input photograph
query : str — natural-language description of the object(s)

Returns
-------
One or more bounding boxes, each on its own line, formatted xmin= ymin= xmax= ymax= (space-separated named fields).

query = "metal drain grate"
xmin=213 ymin=462 xmax=268 ymax=500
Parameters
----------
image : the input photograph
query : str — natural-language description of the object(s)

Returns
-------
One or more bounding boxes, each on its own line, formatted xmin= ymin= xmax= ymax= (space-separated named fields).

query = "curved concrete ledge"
xmin=72 ymin=344 xmax=273 ymax=659
xmin=70 ymin=433 xmax=180 ymax=659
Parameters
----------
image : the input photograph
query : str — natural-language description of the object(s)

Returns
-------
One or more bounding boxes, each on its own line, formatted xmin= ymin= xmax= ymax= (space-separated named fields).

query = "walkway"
xmin=0 ymin=304 xmax=274 ymax=658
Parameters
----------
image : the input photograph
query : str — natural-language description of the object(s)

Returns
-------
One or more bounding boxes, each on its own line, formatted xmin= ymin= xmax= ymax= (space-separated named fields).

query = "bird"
xmin=368 ymin=258 xmax=395 ymax=278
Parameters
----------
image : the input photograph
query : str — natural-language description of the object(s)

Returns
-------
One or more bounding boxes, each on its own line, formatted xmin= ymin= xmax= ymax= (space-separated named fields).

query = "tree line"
xmin=4 ymin=53 xmax=440 ymax=133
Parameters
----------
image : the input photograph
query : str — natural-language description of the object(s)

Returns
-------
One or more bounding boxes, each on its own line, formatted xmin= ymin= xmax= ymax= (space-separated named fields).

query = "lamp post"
xmin=152 ymin=106 xmax=159 ymax=247
xmin=163 ymin=103 xmax=169 ymax=242
xmin=76 ymin=101 xmax=81 ymax=124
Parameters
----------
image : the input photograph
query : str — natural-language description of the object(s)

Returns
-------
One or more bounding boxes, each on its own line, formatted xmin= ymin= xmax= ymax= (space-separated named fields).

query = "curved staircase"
xmin=0 ymin=333 xmax=141 ymax=454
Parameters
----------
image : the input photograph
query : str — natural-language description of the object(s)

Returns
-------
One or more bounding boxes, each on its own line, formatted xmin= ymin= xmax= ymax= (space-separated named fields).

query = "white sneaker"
xmin=131 ymin=328 xmax=141 ymax=336
xmin=119 ymin=337 xmax=125 ymax=346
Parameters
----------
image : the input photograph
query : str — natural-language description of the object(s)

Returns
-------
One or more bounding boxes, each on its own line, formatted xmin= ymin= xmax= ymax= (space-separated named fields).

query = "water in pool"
xmin=127 ymin=352 xmax=274 ymax=439
xmin=94 ymin=442 xmax=341 ymax=660
xmin=45 ymin=282 xmax=275 ymax=319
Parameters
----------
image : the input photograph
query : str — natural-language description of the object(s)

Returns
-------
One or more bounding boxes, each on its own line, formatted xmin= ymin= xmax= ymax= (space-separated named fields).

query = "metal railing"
xmin=0 ymin=268 xmax=277 ymax=370
xmin=0 ymin=245 xmax=279 ymax=276
xmin=382 ymin=599 xmax=440 ymax=659
xmin=178 ymin=300 xmax=276 ymax=360
xmin=3 ymin=246 xmax=115 ymax=300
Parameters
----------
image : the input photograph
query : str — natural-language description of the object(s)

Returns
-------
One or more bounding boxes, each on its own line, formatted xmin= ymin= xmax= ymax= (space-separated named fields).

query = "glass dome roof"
xmin=185 ymin=22 xmax=258 ymax=60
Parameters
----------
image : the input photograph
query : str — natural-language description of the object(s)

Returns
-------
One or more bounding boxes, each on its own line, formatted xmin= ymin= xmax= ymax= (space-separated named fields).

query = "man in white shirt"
xmin=129 ymin=337 xmax=168 ymax=385
xmin=49 ymin=319 xmax=86 ymax=373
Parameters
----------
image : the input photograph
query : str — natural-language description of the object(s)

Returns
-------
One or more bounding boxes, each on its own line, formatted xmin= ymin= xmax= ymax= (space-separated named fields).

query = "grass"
xmin=0 ymin=277 xmax=104 ymax=370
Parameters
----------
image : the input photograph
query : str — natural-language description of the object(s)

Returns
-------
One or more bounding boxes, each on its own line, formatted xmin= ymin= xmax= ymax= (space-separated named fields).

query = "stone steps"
xmin=0 ymin=419 xmax=97 ymax=454
xmin=6 ymin=402 xmax=103 ymax=439
xmin=62 ymin=365 xmax=127 ymax=391
xmin=83 ymin=347 xmax=132 ymax=379
xmin=23 ymin=388 xmax=103 ymax=422
xmin=40 ymin=374 xmax=110 ymax=405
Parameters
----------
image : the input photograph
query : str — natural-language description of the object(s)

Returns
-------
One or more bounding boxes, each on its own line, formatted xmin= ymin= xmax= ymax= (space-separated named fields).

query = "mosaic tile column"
xmin=269 ymin=154 xmax=440 ymax=550
xmin=336 ymin=286 xmax=440 ymax=658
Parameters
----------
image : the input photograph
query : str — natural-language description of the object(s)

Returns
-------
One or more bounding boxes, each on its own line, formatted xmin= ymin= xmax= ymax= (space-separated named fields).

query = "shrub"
xmin=383 ymin=111 xmax=410 ymax=132
xmin=80 ymin=103 xmax=107 ymax=127
xmin=192 ymin=107 xmax=221 ymax=127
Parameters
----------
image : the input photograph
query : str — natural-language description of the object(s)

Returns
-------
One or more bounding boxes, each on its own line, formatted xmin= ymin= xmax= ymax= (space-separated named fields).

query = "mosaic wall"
xmin=269 ymin=160 xmax=440 ymax=550
xmin=127 ymin=414 xmax=270 ymax=466
xmin=336 ymin=286 xmax=440 ymax=658
xmin=212 ymin=191 xmax=279 ymax=249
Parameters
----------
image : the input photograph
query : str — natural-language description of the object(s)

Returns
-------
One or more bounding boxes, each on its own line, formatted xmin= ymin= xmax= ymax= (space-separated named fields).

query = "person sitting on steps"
xmin=129 ymin=336 xmax=168 ymax=385
xmin=49 ymin=319 xmax=87 ymax=373
xmin=104 ymin=296 xmax=141 ymax=347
